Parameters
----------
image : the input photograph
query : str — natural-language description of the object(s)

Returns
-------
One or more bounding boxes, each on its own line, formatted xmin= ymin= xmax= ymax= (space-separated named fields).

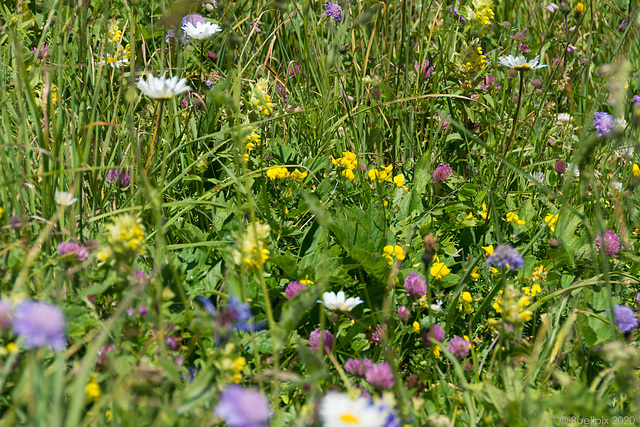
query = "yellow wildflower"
xmin=479 ymin=203 xmax=490 ymax=220
xmin=413 ymin=321 xmax=420 ymax=334
xmin=107 ymin=214 xmax=145 ymax=255
xmin=299 ymin=276 xmax=314 ymax=286
xmin=430 ymin=255 xmax=450 ymax=280
xmin=544 ymin=213 xmax=559 ymax=232
xmin=465 ymin=212 xmax=474 ymax=220
xmin=393 ymin=174 xmax=405 ymax=188
xmin=633 ymin=164 xmax=640 ymax=177
xmin=433 ymin=345 xmax=441 ymax=357
xmin=470 ymin=267 xmax=480 ymax=279
xmin=266 ymin=166 xmax=288 ymax=180
xmin=462 ymin=292 xmax=473 ymax=303
xmin=86 ymin=376 xmax=101 ymax=402
xmin=232 ymin=222 xmax=271 ymax=270
xmin=482 ymin=245 xmax=494 ymax=256
xmin=506 ymin=212 xmax=525 ymax=225
xmin=290 ymin=169 xmax=308 ymax=181
xmin=382 ymin=245 xmax=405 ymax=265
xmin=575 ymin=2 xmax=584 ymax=13
xmin=531 ymin=265 xmax=547 ymax=282
xmin=342 ymin=169 xmax=355 ymax=180
xmin=519 ymin=310 xmax=532 ymax=322
xmin=633 ymin=228 xmax=640 ymax=237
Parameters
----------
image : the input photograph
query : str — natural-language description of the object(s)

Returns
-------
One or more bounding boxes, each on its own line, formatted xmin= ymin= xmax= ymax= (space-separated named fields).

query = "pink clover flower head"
xmin=432 ymin=164 xmax=452 ymax=183
xmin=214 ymin=385 xmax=271 ymax=427
xmin=364 ymin=361 xmax=395 ymax=389
xmin=371 ymin=323 xmax=387 ymax=344
xmin=57 ymin=241 xmax=88 ymax=261
xmin=308 ymin=328 xmax=334 ymax=354
xmin=414 ymin=60 xmax=434 ymax=79
xmin=324 ymin=2 xmax=343 ymax=22
xmin=423 ymin=324 xmax=445 ymax=346
xmin=554 ymin=160 xmax=566 ymax=173
xmin=344 ymin=357 xmax=373 ymax=377
xmin=106 ymin=168 xmax=131 ymax=188
xmin=396 ymin=305 xmax=410 ymax=322
xmin=446 ymin=335 xmax=470 ymax=359
xmin=12 ymin=300 xmax=66 ymax=350
xmin=595 ymin=230 xmax=620 ymax=257
xmin=404 ymin=272 xmax=427 ymax=298
xmin=285 ymin=281 xmax=305 ymax=299
xmin=593 ymin=112 xmax=615 ymax=137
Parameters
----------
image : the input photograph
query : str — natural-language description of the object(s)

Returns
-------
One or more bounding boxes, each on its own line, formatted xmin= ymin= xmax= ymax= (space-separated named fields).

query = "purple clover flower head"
xmin=12 ymin=301 xmax=66 ymax=350
xmin=414 ymin=60 xmax=434 ymax=79
xmin=554 ymin=160 xmax=567 ymax=173
xmin=309 ymin=328 xmax=334 ymax=354
xmin=593 ymin=112 xmax=615 ymax=137
xmin=325 ymin=2 xmax=343 ymax=22
xmin=479 ymin=75 xmax=500 ymax=91
xmin=423 ymin=324 xmax=445 ymax=346
xmin=371 ymin=323 xmax=387 ymax=344
xmin=397 ymin=305 xmax=410 ymax=322
xmin=285 ymin=281 xmax=305 ymax=299
xmin=518 ymin=43 xmax=530 ymax=55
xmin=486 ymin=244 xmax=524 ymax=270
xmin=127 ymin=308 xmax=135 ymax=316
xmin=344 ymin=357 xmax=373 ymax=376
xmin=0 ymin=300 xmax=12 ymax=330
xmin=595 ymin=230 xmax=620 ymax=257
xmin=634 ymin=95 xmax=640 ymax=107
xmin=214 ymin=385 xmax=271 ymax=427
xmin=432 ymin=164 xmax=452 ymax=183
xmin=612 ymin=305 xmax=638 ymax=333
xmin=404 ymin=272 xmax=427 ymax=298
xmin=365 ymin=361 xmax=395 ymax=389
xmin=139 ymin=305 xmax=148 ymax=316
xmin=446 ymin=335 xmax=470 ymax=359
xmin=31 ymin=44 xmax=50 ymax=60
xmin=106 ymin=168 xmax=131 ymax=188
xmin=434 ymin=114 xmax=451 ymax=133
xmin=57 ymin=241 xmax=88 ymax=261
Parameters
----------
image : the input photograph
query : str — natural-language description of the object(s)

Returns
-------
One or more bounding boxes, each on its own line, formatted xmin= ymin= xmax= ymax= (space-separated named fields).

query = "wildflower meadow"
xmin=2 ymin=0 xmax=640 ymax=425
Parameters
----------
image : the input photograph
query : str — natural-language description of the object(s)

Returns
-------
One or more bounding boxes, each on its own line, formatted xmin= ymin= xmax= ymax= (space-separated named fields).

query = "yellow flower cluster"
xmin=382 ymin=245 xmax=405 ymax=265
xmin=530 ymin=264 xmax=547 ymax=282
xmin=243 ymin=128 xmax=261 ymax=161
xmin=459 ymin=41 xmax=487 ymax=74
xmin=459 ymin=291 xmax=474 ymax=314
xmin=368 ymin=164 xmax=393 ymax=183
xmin=231 ymin=357 xmax=246 ymax=383
xmin=106 ymin=214 xmax=145 ymax=256
xmin=523 ymin=284 xmax=542 ymax=298
xmin=491 ymin=286 xmax=533 ymax=323
xmin=250 ymin=78 xmax=274 ymax=116
xmin=267 ymin=166 xmax=288 ymax=180
xmin=544 ymin=213 xmax=559 ymax=232
xmin=430 ymin=255 xmax=450 ymax=280
xmin=86 ymin=375 xmax=101 ymax=403
xmin=479 ymin=203 xmax=490 ymax=220
xmin=108 ymin=21 xmax=123 ymax=44
xmin=633 ymin=163 xmax=640 ymax=177
xmin=290 ymin=169 xmax=308 ymax=181
xmin=506 ymin=212 xmax=525 ymax=225
xmin=468 ymin=0 xmax=494 ymax=26
xmin=332 ymin=151 xmax=358 ymax=180
xmin=232 ymin=222 xmax=271 ymax=270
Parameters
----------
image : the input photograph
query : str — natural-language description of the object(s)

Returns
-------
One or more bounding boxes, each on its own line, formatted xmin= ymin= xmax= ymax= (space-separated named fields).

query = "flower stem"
xmin=146 ymin=100 xmax=164 ymax=168
xmin=504 ymin=71 xmax=525 ymax=158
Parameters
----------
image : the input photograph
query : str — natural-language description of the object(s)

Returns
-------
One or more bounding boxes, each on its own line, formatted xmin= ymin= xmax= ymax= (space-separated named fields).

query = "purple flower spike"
xmin=432 ymin=164 xmax=452 ymax=183
xmin=446 ymin=335 xmax=470 ymax=359
xmin=324 ymin=2 xmax=343 ymax=22
xmin=365 ymin=361 xmax=395 ymax=389
xmin=593 ymin=112 xmax=615 ymax=137
xmin=486 ymin=244 xmax=524 ymax=270
xmin=12 ymin=301 xmax=66 ymax=350
xmin=214 ymin=385 xmax=271 ymax=427
xmin=404 ymin=272 xmax=427 ymax=298
xmin=595 ymin=230 xmax=620 ymax=257
xmin=612 ymin=305 xmax=638 ymax=333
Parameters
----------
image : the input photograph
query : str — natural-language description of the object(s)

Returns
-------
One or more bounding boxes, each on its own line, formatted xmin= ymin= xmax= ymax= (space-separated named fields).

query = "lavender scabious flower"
xmin=595 ymin=230 xmax=620 ymax=257
xmin=344 ymin=357 xmax=373 ymax=376
xmin=404 ymin=272 xmax=427 ymax=298
xmin=414 ymin=60 xmax=434 ymax=79
xmin=309 ymin=328 xmax=334 ymax=354
xmin=0 ymin=300 xmax=12 ymax=330
xmin=593 ymin=112 xmax=615 ymax=137
xmin=554 ymin=160 xmax=567 ymax=173
xmin=423 ymin=324 xmax=445 ymax=346
xmin=214 ymin=385 xmax=271 ymax=427
xmin=57 ymin=241 xmax=88 ymax=261
xmin=106 ymin=168 xmax=131 ymax=188
xmin=446 ymin=336 xmax=470 ymax=359
xmin=486 ymin=244 xmax=524 ymax=270
xmin=365 ymin=362 xmax=395 ymax=389
xmin=634 ymin=95 xmax=640 ymax=106
xmin=612 ymin=305 xmax=638 ymax=334
xmin=432 ymin=164 xmax=452 ymax=183
xmin=12 ymin=301 xmax=66 ymax=350
xmin=397 ymin=305 xmax=410 ymax=322
xmin=325 ymin=2 xmax=343 ymax=22
xmin=285 ymin=281 xmax=305 ymax=299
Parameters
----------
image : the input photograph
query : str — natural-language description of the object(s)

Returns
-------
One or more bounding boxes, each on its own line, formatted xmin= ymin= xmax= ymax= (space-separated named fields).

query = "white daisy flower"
xmin=319 ymin=392 xmax=387 ymax=427
xmin=319 ymin=291 xmax=363 ymax=312
xmin=610 ymin=181 xmax=623 ymax=192
xmin=615 ymin=117 xmax=628 ymax=130
xmin=498 ymin=54 xmax=547 ymax=71
xmin=137 ymin=74 xmax=191 ymax=100
xmin=182 ymin=22 xmax=222 ymax=40
xmin=531 ymin=171 xmax=547 ymax=185
xmin=100 ymin=54 xmax=129 ymax=69
xmin=55 ymin=191 xmax=77 ymax=206
xmin=556 ymin=113 xmax=573 ymax=123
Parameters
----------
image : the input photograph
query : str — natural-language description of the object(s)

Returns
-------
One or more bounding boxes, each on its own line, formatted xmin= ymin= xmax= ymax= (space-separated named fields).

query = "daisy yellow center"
xmin=340 ymin=413 xmax=360 ymax=423
xmin=514 ymin=64 xmax=531 ymax=70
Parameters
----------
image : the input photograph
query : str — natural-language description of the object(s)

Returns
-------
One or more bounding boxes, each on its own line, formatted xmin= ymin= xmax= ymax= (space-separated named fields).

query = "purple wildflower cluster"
xmin=593 ymin=112 xmax=615 ymax=137
xmin=324 ymin=2 xmax=343 ymax=22
xmin=634 ymin=95 xmax=640 ymax=106
xmin=57 ymin=241 xmax=88 ymax=261
xmin=404 ymin=272 xmax=426 ymax=298
xmin=396 ymin=305 xmax=410 ymax=322
xmin=285 ymin=281 xmax=305 ymax=299
xmin=12 ymin=301 xmax=66 ymax=350
xmin=414 ymin=60 xmax=434 ymax=80
xmin=446 ymin=335 xmax=470 ymax=360
xmin=423 ymin=324 xmax=445 ymax=346
xmin=31 ymin=44 xmax=50 ymax=60
xmin=486 ymin=244 xmax=524 ymax=270
xmin=308 ymin=328 xmax=333 ymax=354
xmin=199 ymin=295 xmax=258 ymax=338
xmin=449 ymin=7 xmax=465 ymax=23
xmin=554 ymin=160 xmax=567 ymax=173
xmin=612 ymin=305 xmax=638 ymax=334
xmin=106 ymin=168 xmax=131 ymax=188
xmin=365 ymin=361 xmax=395 ymax=389
xmin=595 ymin=230 xmax=620 ymax=257
xmin=432 ymin=164 xmax=452 ymax=183
xmin=214 ymin=385 xmax=271 ymax=427
xmin=344 ymin=357 xmax=373 ymax=376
